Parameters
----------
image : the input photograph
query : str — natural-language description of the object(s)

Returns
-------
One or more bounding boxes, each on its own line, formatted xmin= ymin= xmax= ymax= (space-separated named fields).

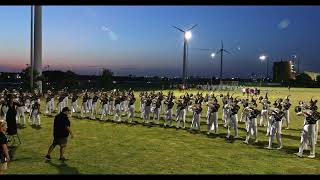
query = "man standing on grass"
xmin=46 ymin=107 xmax=73 ymax=161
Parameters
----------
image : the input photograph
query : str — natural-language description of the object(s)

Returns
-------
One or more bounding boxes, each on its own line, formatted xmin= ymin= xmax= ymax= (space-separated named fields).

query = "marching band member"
xmin=295 ymin=101 xmax=319 ymax=158
xmin=265 ymin=102 xmax=284 ymax=150
xmin=206 ymin=97 xmax=220 ymax=135
xmin=282 ymin=96 xmax=291 ymax=130
xmin=127 ymin=93 xmax=136 ymax=123
xmin=164 ymin=94 xmax=174 ymax=127
xmin=243 ymin=103 xmax=259 ymax=144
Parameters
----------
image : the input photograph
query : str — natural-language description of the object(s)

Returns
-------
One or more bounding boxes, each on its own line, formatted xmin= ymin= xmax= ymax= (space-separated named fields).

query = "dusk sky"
xmin=0 ymin=6 xmax=320 ymax=78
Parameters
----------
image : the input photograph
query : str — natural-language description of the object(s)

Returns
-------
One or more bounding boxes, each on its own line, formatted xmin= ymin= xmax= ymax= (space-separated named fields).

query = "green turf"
xmin=4 ymin=87 xmax=320 ymax=174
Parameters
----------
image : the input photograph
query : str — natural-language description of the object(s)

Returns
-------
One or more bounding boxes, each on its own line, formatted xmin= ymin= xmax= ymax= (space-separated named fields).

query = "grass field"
xmin=4 ymin=87 xmax=320 ymax=174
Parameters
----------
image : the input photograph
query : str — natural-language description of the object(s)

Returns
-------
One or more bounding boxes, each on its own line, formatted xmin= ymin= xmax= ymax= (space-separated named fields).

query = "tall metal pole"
xmin=34 ymin=6 xmax=42 ymax=93
xmin=182 ymin=36 xmax=187 ymax=87
xmin=30 ymin=6 xmax=34 ymax=91
xmin=297 ymin=57 xmax=300 ymax=74
xmin=220 ymin=50 xmax=223 ymax=84
xmin=266 ymin=57 xmax=269 ymax=79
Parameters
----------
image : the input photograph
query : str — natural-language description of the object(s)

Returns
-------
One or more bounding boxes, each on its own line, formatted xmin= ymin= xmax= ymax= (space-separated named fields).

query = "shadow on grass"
xmin=45 ymin=160 xmax=80 ymax=174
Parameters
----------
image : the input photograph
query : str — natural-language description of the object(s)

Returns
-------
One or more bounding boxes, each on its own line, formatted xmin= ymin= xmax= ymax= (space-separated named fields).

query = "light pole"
xmin=172 ymin=25 xmax=197 ymax=88
xmin=292 ymin=55 xmax=299 ymax=75
xmin=259 ymin=55 xmax=269 ymax=81
xmin=210 ymin=53 xmax=215 ymax=84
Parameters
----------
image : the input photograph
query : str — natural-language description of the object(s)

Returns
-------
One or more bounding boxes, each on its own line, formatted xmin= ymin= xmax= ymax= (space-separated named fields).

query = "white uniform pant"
xmin=51 ymin=98 xmax=55 ymax=112
xmin=164 ymin=108 xmax=173 ymax=126
xmin=57 ymin=102 xmax=64 ymax=113
xmin=246 ymin=118 xmax=258 ymax=141
xmin=87 ymin=99 xmax=92 ymax=113
xmin=114 ymin=104 xmax=121 ymax=121
xmin=91 ymin=102 xmax=98 ymax=119
xmin=191 ymin=113 xmax=201 ymax=130
xmin=2 ymin=106 xmax=8 ymax=121
xmin=140 ymin=102 xmax=144 ymax=118
xmin=152 ymin=108 xmax=161 ymax=122
xmin=315 ymin=121 xmax=319 ymax=145
xmin=127 ymin=105 xmax=135 ymax=122
xmin=282 ymin=110 xmax=290 ymax=128
xmin=100 ymin=104 xmax=109 ymax=121
xmin=63 ymin=97 xmax=68 ymax=108
xmin=240 ymin=111 xmax=247 ymax=123
xmin=45 ymin=102 xmax=52 ymax=114
xmin=223 ymin=108 xmax=228 ymax=126
xmin=208 ymin=112 xmax=218 ymax=133
xmin=143 ymin=106 xmax=151 ymax=123
xmin=227 ymin=114 xmax=238 ymax=137
xmin=266 ymin=116 xmax=274 ymax=136
xmin=268 ymin=121 xmax=282 ymax=148
xmin=71 ymin=101 xmax=78 ymax=114
xmin=109 ymin=101 xmax=115 ymax=115
xmin=30 ymin=109 xmax=40 ymax=126
xmin=25 ymin=100 xmax=31 ymax=113
xmin=176 ymin=109 xmax=186 ymax=128
xmin=81 ymin=102 xmax=88 ymax=117
xmin=260 ymin=109 xmax=268 ymax=126
xmin=16 ymin=106 xmax=26 ymax=125
xmin=298 ymin=124 xmax=316 ymax=156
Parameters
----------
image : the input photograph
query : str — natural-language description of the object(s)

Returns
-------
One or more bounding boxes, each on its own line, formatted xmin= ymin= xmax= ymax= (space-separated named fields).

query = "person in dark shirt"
xmin=6 ymin=96 xmax=18 ymax=136
xmin=45 ymin=107 xmax=73 ymax=161
xmin=0 ymin=120 xmax=9 ymax=174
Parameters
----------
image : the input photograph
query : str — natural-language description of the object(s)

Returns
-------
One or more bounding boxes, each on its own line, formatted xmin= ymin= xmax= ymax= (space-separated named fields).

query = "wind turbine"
xmin=215 ymin=40 xmax=231 ymax=84
xmin=172 ymin=24 xmax=198 ymax=88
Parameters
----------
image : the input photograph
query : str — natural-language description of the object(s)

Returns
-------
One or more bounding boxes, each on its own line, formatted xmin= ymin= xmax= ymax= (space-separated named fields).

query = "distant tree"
xmin=63 ymin=70 xmax=79 ymax=90
xmin=100 ymin=68 xmax=113 ymax=89
xmin=296 ymin=73 xmax=312 ymax=82
xmin=21 ymin=66 xmax=40 ymax=91
xmin=316 ymin=75 xmax=320 ymax=82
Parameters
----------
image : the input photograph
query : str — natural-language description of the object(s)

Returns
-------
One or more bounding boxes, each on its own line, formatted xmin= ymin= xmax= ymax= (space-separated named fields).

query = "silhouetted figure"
xmin=6 ymin=97 xmax=18 ymax=136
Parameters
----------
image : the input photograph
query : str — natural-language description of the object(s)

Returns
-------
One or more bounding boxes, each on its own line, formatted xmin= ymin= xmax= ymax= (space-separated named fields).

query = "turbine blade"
xmin=187 ymin=24 xmax=198 ymax=31
xmin=224 ymin=50 xmax=232 ymax=54
xmin=221 ymin=40 xmax=223 ymax=49
xmin=190 ymin=48 xmax=213 ymax=51
xmin=171 ymin=25 xmax=184 ymax=32
xmin=215 ymin=50 xmax=222 ymax=55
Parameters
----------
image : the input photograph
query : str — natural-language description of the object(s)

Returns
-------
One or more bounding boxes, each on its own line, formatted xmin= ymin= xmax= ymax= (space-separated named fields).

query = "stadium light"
xmin=211 ymin=53 xmax=215 ymax=58
xmin=259 ymin=55 xmax=267 ymax=61
xmin=185 ymin=31 xmax=192 ymax=40
xmin=259 ymin=54 xmax=269 ymax=80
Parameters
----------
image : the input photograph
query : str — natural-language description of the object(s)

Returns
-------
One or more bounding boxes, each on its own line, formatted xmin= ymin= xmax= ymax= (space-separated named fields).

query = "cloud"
xmin=278 ymin=19 xmax=290 ymax=30
xmin=101 ymin=25 xmax=118 ymax=41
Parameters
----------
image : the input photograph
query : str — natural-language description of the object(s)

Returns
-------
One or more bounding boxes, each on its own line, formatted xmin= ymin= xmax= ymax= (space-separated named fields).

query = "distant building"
xmin=273 ymin=60 xmax=296 ymax=82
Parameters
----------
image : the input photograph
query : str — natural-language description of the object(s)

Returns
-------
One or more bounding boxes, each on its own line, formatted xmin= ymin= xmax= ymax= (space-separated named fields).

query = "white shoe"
xmin=308 ymin=155 xmax=315 ymax=159
xmin=276 ymin=146 xmax=283 ymax=150
xmin=265 ymin=146 xmax=272 ymax=150
xmin=254 ymin=139 xmax=259 ymax=143
xmin=234 ymin=136 xmax=239 ymax=139
xmin=294 ymin=152 xmax=303 ymax=158
xmin=226 ymin=135 xmax=230 ymax=139
xmin=243 ymin=140 xmax=249 ymax=144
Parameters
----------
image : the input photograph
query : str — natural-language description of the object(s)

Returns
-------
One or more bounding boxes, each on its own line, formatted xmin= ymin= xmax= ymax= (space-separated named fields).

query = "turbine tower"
xmin=172 ymin=24 xmax=197 ymax=87
xmin=215 ymin=40 xmax=231 ymax=84
xmin=30 ymin=6 xmax=42 ymax=93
